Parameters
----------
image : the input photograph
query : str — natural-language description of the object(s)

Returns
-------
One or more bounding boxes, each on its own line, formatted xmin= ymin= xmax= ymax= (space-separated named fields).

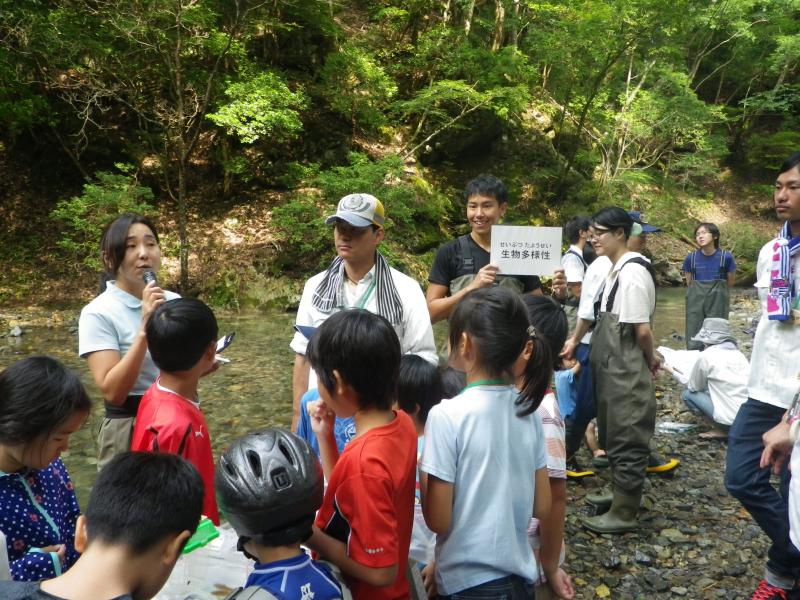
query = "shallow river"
xmin=0 ymin=287 xmax=692 ymax=506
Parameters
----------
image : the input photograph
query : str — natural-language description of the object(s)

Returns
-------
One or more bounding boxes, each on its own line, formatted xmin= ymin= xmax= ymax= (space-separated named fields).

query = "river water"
xmin=0 ymin=288 xmax=692 ymax=506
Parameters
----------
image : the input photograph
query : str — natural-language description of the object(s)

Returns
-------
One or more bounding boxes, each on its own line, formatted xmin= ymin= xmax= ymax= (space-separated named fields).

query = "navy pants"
xmin=438 ymin=575 xmax=534 ymax=599
xmin=565 ymin=342 xmax=595 ymax=458
xmin=725 ymin=398 xmax=800 ymax=580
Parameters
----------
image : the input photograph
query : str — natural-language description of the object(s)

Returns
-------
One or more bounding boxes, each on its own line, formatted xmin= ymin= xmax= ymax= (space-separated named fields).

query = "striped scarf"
xmin=768 ymin=221 xmax=800 ymax=321
xmin=312 ymin=252 xmax=403 ymax=325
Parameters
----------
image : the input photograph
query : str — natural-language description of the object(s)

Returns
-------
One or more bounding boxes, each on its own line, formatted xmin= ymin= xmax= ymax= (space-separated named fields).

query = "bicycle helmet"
xmin=216 ymin=428 xmax=323 ymax=545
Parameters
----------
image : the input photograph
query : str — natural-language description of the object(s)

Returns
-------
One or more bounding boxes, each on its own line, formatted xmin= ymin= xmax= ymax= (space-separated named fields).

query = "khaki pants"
xmin=97 ymin=417 xmax=134 ymax=471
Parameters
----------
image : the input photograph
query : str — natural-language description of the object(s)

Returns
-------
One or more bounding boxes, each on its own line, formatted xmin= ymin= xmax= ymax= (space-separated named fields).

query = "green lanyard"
xmin=462 ymin=378 xmax=507 ymax=392
xmin=351 ymin=279 xmax=377 ymax=309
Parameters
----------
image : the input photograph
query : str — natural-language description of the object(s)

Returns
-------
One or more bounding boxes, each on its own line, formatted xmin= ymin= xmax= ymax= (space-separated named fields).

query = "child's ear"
xmin=162 ymin=530 xmax=191 ymax=565
xmin=73 ymin=515 xmax=88 ymax=553
xmin=332 ymin=369 xmax=345 ymax=396
xmin=521 ymin=339 xmax=534 ymax=363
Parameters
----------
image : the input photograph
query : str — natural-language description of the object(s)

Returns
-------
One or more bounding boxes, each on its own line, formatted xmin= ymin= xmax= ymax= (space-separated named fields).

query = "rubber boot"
xmin=586 ymin=488 xmax=613 ymax=508
xmin=582 ymin=488 xmax=642 ymax=534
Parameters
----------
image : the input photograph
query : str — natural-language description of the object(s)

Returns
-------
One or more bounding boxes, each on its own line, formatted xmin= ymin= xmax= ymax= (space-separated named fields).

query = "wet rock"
xmin=634 ymin=549 xmax=654 ymax=566
xmin=8 ymin=325 xmax=22 ymax=337
xmin=670 ymin=586 xmax=688 ymax=596
xmin=643 ymin=569 xmax=670 ymax=592
xmin=660 ymin=528 xmax=692 ymax=544
xmin=724 ymin=562 xmax=746 ymax=577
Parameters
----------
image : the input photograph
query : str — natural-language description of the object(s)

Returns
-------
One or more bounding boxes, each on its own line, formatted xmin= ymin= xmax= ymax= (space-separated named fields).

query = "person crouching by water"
xmin=581 ymin=207 xmax=658 ymax=534
xmin=682 ymin=222 xmax=736 ymax=350
xmin=78 ymin=213 xmax=178 ymax=470
xmin=672 ymin=318 xmax=749 ymax=440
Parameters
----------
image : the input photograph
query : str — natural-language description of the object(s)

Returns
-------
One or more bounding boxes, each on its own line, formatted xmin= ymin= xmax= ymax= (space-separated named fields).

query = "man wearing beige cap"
xmin=289 ymin=193 xmax=436 ymax=429
xmin=678 ymin=318 xmax=749 ymax=440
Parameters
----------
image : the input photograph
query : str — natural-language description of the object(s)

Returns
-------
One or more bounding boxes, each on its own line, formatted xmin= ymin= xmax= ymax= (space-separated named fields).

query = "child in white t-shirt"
xmin=421 ymin=287 xmax=552 ymax=598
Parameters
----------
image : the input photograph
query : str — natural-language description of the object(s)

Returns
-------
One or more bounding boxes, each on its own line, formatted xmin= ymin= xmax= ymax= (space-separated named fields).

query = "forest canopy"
xmin=0 ymin=0 xmax=797 ymax=298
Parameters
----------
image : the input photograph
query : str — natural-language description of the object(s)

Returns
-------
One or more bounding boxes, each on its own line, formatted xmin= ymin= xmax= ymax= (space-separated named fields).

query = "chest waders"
xmin=685 ymin=250 xmax=730 ymax=350
xmin=584 ymin=258 xmax=656 ymax=533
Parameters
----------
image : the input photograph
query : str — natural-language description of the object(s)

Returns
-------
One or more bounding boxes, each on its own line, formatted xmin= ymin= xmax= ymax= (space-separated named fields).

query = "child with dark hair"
xmin=421 ymin=286 xmax=552 ymax=598
xmin=305 ymin=309 xmax=417 ymax=600
xmin=0 ymin=451 xmax=205 ymax=599
xmin=131 ymin=297 xmax=220 ymax=524
xmin=216 ymin=428 xmax=349 ymax=600
xmin=0 ymin=356 xmax=91 ymax=582
xmin=521 ymin=295 xmax=575 ymax=599
xmin=393 ymin=355 xmax=444 ymax=570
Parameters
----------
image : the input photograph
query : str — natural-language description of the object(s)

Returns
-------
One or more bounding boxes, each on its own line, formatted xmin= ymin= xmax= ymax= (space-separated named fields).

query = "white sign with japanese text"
xmin=490 ymin=225 xmax=562 ymax=276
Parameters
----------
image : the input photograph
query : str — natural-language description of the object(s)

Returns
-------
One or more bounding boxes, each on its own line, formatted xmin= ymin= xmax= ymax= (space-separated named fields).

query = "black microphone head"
xmin=142 ymin=270 xmax=157 ymax=285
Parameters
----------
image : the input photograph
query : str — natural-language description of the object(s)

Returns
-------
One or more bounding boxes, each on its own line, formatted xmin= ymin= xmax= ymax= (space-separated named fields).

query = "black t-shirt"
xmin=428 ymin=235 xmax=542 ymax=291
xmin=0 ymin=581 xmax=133 ymax=600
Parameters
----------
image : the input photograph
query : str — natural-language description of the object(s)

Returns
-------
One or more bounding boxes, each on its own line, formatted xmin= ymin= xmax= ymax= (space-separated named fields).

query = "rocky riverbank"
xmin=563 ymin=293 xmax=770 ymax=599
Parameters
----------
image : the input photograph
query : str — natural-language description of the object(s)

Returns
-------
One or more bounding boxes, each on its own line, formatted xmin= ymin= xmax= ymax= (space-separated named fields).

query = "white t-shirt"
xmin=747 ymin=239 xmax=800 ymax=409
xmin=576 ymin=256 xmax=612 ymax=344
xmin=599 ymin=252 xmax=655 ymax=323
xmin=78 ymin=282 xmax=180 ymax=396
xmin=687 ymin=342 xmax=749 ymax=426
xmin=561 ymin=245 xmax=586 ymax=284
xmin=791 ymin=430 xmax=800 ymax=552
xmin=290 ymin=265 xmax=437 ymax=364
xmin=420 ymin=384 xmax=547 ymax=595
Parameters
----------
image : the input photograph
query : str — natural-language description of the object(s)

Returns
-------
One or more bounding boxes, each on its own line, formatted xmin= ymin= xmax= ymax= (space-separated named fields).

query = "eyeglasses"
xmin=588 ymin=228 xmax=612 ymax=241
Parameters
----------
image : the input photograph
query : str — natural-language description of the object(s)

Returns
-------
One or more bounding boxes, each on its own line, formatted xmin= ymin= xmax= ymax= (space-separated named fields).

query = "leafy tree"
xmin=50 ymin=166 xmax=155 ymax=272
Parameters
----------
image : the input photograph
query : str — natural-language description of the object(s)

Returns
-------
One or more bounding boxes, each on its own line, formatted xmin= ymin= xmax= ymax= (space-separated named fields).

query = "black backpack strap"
xmin=718 ymin=249 xmax=729 ymax=279
xmin=690 ymin=250 xmax=697 ymax=276
xmin=458 ymin=234 xmax=475 ymax=275
xmin=566 ymin=248 xmax=588 ymax=270
xmin=605 ymin=257 xmax=656 ymax=312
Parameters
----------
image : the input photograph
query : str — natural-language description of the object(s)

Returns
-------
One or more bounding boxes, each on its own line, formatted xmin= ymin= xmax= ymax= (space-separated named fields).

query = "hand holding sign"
xmin=490 ymin=226 xmax=563 ymax=276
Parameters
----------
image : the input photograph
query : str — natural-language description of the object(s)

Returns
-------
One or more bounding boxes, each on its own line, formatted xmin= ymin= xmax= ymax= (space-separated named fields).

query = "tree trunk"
xmin=464 ymin=0 xmax=475 ymax=36
xmin=492 ymin=0 xmax=505 ymax=51
xmin=442 ymin=0 xmax=452 ymax=25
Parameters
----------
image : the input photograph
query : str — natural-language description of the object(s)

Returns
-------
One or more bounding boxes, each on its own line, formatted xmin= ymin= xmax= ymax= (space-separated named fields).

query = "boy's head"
xmin=439 ymin=366 xmax=466 ymax=399
xmin=464 ymin=174 xmax=508 ymax=236
xmin=564 ymin=215 xmax=591 ymax=245
xmin=146 ymin=298 xmax=218 ymax=373
xmin=216 ymin=428 xmax=323 ymax=548
xmin=307 ymin=309 xmax=400 ymax=413
xmin=79 ymin=452 xmax=204 ymax=599
xmin=395 ymin=355 xmax=442 ymax=429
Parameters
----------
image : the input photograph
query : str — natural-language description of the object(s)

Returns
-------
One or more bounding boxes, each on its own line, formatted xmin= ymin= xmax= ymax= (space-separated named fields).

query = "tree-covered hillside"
xmin=0 ymin=0 xmax=797 ymax=305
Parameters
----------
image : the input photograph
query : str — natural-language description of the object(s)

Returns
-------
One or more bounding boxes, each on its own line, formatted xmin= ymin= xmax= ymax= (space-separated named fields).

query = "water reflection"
xmin=0 ymin=288 xmax=695 ymax=507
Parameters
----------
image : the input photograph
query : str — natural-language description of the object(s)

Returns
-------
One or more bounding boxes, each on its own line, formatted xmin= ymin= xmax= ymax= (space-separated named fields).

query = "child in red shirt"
xmin=131 ymin=298 xmax=220 ymax=524
xmin=305 ymin=309 xmax=417 ymax=600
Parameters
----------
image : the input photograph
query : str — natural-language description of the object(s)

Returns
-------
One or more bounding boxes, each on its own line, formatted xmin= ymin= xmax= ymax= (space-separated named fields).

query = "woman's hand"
xmin=140 ymin=280 xmax=166 ymax=327
xmin=421 ymin=562 xmax=438 ymax=598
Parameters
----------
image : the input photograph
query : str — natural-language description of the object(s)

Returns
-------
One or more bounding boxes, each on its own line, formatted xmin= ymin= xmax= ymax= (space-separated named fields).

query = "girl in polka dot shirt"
xmin=0 ymin=356 xmax=92 ymax=581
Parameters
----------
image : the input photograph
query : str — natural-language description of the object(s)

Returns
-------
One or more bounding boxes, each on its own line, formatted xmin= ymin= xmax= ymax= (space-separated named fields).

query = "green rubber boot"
xmin=582 ymin=488 xmax=642 ymax=534
xmin=586 ymin=488 xmax=613 ymax=508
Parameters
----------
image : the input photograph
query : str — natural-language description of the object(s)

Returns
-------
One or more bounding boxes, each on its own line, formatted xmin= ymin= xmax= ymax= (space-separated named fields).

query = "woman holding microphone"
xmin=78 ymin=213 xmax=178 ymax=469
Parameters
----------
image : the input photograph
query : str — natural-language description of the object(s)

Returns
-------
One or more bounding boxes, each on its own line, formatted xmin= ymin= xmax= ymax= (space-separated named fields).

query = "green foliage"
xmin=50 ymin=167 xmax=155 ymax=272
xmin=720 ymin=222 xmax=770 ymax=263
xmin=319 ymin=44 xmax=397 ymax=132
xmin=744 ymin=131 xmax=800 ymax=173
xmin=272 ymin=152 xmax=449 ymax=274
xmin=207 ymin=72 xmax=308 ymax=144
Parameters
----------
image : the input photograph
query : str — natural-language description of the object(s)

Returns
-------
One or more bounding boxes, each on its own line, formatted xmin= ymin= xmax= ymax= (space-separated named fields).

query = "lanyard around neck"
xmin=347 ymin=278 xmax=377 ymax=309
xmin=462 ymin=378 xmax=506 ymax=392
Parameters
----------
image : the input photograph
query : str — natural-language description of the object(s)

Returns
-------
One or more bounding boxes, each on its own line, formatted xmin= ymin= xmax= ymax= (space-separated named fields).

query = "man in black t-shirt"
xmin=427 ymin=174 xmax=564 ymax=323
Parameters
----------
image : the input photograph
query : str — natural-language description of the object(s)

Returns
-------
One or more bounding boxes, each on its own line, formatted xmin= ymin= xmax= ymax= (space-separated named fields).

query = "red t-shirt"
xmin=315 ymin=410 xmax=417 ymax=600
xmin=130 ymin=380 xmax=219 ymax=524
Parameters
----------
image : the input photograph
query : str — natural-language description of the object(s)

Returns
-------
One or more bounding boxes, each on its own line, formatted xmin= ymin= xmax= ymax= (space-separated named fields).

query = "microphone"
xmin=142 ymin=270 xmax=157 ymax=286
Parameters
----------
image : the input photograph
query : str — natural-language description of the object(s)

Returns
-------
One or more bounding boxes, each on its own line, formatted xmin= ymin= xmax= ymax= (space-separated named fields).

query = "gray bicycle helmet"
xmin=216 ymin=428 xmax=323 ymax=545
